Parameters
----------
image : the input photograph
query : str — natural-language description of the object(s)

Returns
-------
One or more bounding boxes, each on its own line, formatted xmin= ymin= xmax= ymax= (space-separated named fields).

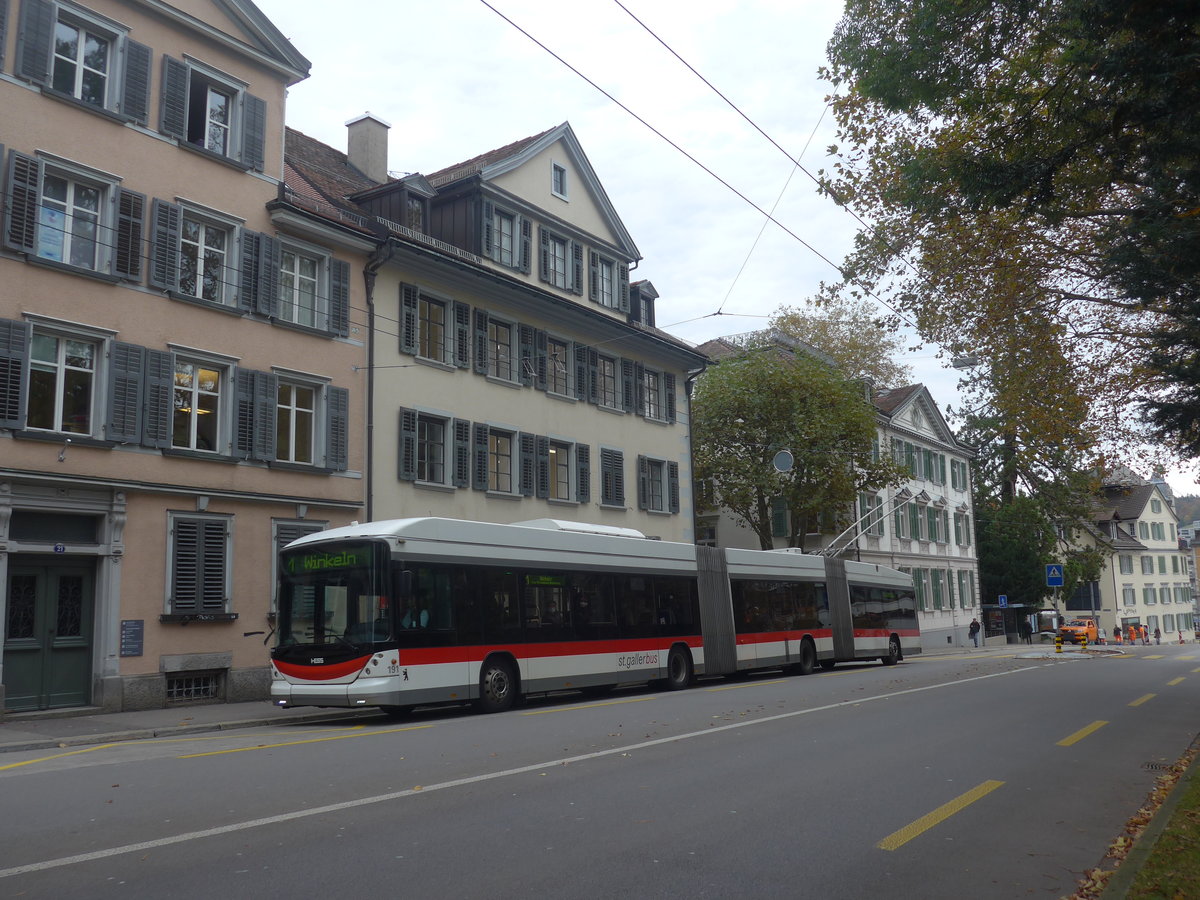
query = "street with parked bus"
xmin=2 ymin=642 xmax=1198 ymax=899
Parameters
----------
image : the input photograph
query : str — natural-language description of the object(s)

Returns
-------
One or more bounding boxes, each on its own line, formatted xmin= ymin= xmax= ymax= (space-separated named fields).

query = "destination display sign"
xmin=284 ymin=544 xmax=374 ymax=574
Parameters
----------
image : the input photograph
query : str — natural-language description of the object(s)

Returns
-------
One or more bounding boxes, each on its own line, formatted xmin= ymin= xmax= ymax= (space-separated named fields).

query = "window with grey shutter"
xmin=634 ymin=363 xmax=646 ymax=416
xmin=535 ymin=435 xmax=550 ymax=499
xmin=668 ymin=461 xmax=680 ymax=513
xmin=617 ymin=263 xmax=630 ymax=313
xmin=326 ymin=386 xmax=349 ymax=471
xmin=588 ymin=250 xmax=599 ymax=302
xmin=480 ymin=199 xmax=494 ymax=258
xmin=664 ymin=373 xmax=677 ymax=423
xmin=398 ymin=407 xmax=417 ymax=481
xmin=159 ymin=56 xmax=188 ymax=140
xmin=170 ymin=516 xmax=229 ymax=613
xmin=570 ymin=241 xmax=583 ymax=295
xmin=329 ymin=258 xmax=350 ymax=336
xmin=534 ymin=331 xmax=548 ymax=390
xmin=15 ymin=0 xmax=53 ymax=84
xmin=121 ymin=39 xmax=152 ymax=124
xmin=574 ymin=343 xmax=588 ymax=402
xmin=518 ymin=325 xmax=535 ymax=386
xmin=621 ymin=359 xmax=635 ymax=413
xmin=148 ymin=198 xmax=181 ymax=291
xmin=453 ymin=302 xmax=471 ymax=368
xmin=472 ymin=422 xmax=489 ymax=490
xmin=601 ymin=448 xmax=624 ymax=507
xmin=0 ymin=0 xmax=9 ymax=69
xmin=518 ymin=217 xmax=532 ymax=273
xmin=142 ymin=349 xmax=172 ymax=448
xmin=0 ymin=318 xmax=31 ymax=429
xmin=637 ymin=455 xmax=649 ymax=510
xmin=241 ymin=94 xmax=267 ymax=172
xmin=106 ymin=341 xmax=144 ymax=442
xmin=576 ymin=444 xmax=591 ymax=503
xmin=114 ymin=189 xmax=145 ymax=281
xmin=234 ymin=369 xmax=277 ymax=461
xmin=254 ymin=232 xmax=279 ymax=316
xmin=519 ymin=432 xmax=536 ymax=496
xmin=3 ymin=150 xmax=39 ymax=254
xmin=473 ymin=309 xmax=489 ymax=375
xmin=453 ymin=418 xmax=471 ymax=487
xmin=399 ymin=283 xmax=419 ymax=354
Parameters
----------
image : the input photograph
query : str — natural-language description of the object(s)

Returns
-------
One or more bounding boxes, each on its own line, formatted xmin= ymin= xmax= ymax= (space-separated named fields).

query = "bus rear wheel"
xmin=478 ymin=658 xmax=519 ymax=713
xmin=664 ymin=646 xmax=693 ymax=690
xmin=881 ymin=636 xmax=901 ymax=666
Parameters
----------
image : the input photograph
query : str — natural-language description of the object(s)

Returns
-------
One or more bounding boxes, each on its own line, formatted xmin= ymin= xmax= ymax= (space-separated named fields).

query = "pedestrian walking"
xmin=1128 ymin=625 xmax=1138 ymax=644
xmin=968 ymin=618 xmax=981 ymax=648
xmin=1141 ymin=624 xmax=1149 ymax=645
xmin=1113 ymin=625 xmax=1123 ymax=645
xmin=1154 ymin=627 xmax=1161 ymax=645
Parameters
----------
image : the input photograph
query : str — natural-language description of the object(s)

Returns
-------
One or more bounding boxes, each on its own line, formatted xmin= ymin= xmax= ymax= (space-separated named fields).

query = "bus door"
xmin=401 ymin=566 xmax=468 ymax=696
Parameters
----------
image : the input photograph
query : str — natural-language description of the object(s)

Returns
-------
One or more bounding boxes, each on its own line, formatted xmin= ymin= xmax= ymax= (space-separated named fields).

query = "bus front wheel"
xmin=664 ymin=646 xmax=693 ymax=690
xmin=479 ymin=658 xmax=519 ymax=713
xmin=881 ymin=636 xmax=901 ymax=666
xmin=792 ymin=639 xmax=816 ymax=676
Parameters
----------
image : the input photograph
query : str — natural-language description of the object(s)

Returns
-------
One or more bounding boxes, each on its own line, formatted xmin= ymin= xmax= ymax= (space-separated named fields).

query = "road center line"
xmin=0 ymin=663 xmax=1048 ymax=880
xmin=1057 ymin=720 xmax=1108 ymax=746
xmin=877 ymin=780 xmax=1005 ymax=851
xmin=1128 ymin=694 xmax=1156 ymax=707
xmin=1167 ymin=677 xmax=1186 ymax=686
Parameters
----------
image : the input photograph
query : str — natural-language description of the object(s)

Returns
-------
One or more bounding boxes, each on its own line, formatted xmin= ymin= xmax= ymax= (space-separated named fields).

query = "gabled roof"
xmin=198 ymin=0 xmax=311 ymax=83
xmin=427 ymin=122 xmax=640 ymax=262
xmin=1099 ymin=483 xmax=1156 ymax=522
xmin=696 ymin=331 xmax=834 ymax=367
xmin=873 ymin=384 xmax=963 ymax=449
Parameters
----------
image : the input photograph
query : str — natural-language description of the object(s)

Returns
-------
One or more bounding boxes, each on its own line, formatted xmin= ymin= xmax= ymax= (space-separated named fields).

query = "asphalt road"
xmin=2 ymin=645 xmax=1198 ymax=899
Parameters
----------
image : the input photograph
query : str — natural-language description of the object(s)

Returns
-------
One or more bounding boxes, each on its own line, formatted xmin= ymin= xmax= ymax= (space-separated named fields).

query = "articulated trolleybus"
xmin=271 ymin=517 xmax=920 ymax=715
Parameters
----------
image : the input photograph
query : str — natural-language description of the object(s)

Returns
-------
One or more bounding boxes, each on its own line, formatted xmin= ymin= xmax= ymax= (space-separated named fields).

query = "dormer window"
xmin=552 ymin=162 xmax=567 ymax=199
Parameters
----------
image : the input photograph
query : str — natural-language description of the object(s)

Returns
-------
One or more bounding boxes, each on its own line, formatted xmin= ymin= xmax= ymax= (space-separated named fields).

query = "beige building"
xmin=1 ymin=0 xmax=365 ymax=713
xmin=283 ymin=120 xmax=706 ymax=541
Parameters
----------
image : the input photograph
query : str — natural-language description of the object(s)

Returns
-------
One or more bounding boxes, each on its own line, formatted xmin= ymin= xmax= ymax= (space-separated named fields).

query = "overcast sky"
xmin=254 ymin=0 xmax=1197 ymax=495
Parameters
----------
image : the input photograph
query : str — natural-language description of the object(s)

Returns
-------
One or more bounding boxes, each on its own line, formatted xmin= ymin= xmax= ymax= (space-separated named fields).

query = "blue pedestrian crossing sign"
xmin=1046 ymin=564 xmax=1064 ymax=587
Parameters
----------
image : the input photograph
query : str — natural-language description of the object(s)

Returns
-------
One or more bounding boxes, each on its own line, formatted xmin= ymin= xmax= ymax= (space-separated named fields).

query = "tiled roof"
xmin=281 ymin=128 xmax=383 ymax=234
xmin=873 ymin=384 xmax=922 ymax=415
xmin=1102 ymin=483 xmax=1155 ymax=521
xmin=426 ymin=127 xmax=556 ymax=187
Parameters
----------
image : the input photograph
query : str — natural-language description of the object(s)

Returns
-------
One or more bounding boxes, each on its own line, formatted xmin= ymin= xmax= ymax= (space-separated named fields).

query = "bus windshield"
xmin=277 ymin=542 xmax=390 ymax=649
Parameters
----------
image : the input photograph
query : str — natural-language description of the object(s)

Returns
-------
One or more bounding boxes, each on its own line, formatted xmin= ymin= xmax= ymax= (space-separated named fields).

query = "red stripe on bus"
xmin=274 ymin=655 xmax=372 ymax=680
xmin=735 ymin=630 xmax=833 ymax=645
xmin=397 ymin=636 xmax=703 ymax=666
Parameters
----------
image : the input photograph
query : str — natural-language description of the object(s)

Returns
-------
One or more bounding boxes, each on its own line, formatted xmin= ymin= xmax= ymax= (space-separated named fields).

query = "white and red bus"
xmin=270 ymin=517 xmax=919 ymax=715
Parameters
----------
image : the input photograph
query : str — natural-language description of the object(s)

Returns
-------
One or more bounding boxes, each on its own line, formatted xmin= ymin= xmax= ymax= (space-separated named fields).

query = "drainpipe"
xmin=363 ymin=238 xmax=395 ymax=523
xmin=684 ymin=364 xmax=707 ymax=542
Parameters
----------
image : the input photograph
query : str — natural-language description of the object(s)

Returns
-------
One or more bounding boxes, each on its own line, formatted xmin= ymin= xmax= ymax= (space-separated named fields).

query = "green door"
xmin=4 ymin=561 xmax=94 ymax=711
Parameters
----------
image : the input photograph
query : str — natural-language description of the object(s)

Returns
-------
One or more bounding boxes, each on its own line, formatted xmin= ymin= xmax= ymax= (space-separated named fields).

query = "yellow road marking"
xmin=0 ymin=726 xmax=367 ymax=771
xmin=1179 ymin=655 xmax=1197 ymax=661
xmin=179 ymin=723 xmax=433 ymax=757
xmin=1144 ymin=655 xmax=1165 ymax=659
xmin=706 ymin=679 xmax=788 ymax=691
xmin=1192 ymin=667 xmax=1200 ymax=674
xmin=1167 ymin=677 xmax=1186 ymax=687
xmin=877 ymin=780 xmax=1004 ymax=851
xmin=1058 ymin=721 xmax=1108 ymax=746
xmin=1129 ymin=694 xmax=1156 ymax=707
xmin=520 ymin=696 xmax=654 ymax=715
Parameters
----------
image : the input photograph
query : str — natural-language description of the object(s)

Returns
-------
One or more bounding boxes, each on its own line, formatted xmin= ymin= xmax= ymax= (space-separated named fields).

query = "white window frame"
xmin=645 ymin=457 xmax=667 ymax=512
xmin=278 ymin=241 xmax=329 ymax=330
xmin=180 ymin=60 xmax=244 ymax=157
xmin=547 ymin=234 xmax=568 ymax=289
xmin=597 ymin=354 xmax=619 ymax=410
xmin=170 ymin=351 xmax=232 ymax=453
xmin=26 ymin=320 xmax=109 ymax=437
xmin=416 ymin=412 xmax=449 ymax=485
xmin=50 ymin=5 xmax=118 ymax=108
xmin=178 ymin=209 xmax=233 ymax=305
xmin=494 ymin=208 xmax=515 ymax=267
xmin=275 ymin=378 xmax=317 ymax=465
xmin=487 ymin=317 xmax=516 ymax=382
xmin=548 ymin=439 xmax=572 ymax=501
xmin=546 ymin=336 xmax=571 ymax=397
xmin=551 ymin=162 xmax=568 ymax=200
xmin=35 ymin=158 xmax=118 ymax=272
xmin=418 ymin=294 xmax=449 ymax=364
xmin=488 ymin=427 xmax=516 ymax=494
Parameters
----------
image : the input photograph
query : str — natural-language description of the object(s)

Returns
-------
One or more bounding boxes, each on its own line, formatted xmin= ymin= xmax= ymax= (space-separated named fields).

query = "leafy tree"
xmin=692 ymin=339 xmax=904 ymax=550
xmin=770 ymin=294 xmax=913 ymax=389
xmin=820 ymin=0 xmax=1200 ymax=461
xmin=975 ymin=495 xmax=1058 ymax=610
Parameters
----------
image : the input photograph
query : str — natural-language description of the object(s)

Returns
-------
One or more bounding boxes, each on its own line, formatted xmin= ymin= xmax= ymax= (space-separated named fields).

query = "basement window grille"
xmin=165 ymin=671 xmax=220 ymax=703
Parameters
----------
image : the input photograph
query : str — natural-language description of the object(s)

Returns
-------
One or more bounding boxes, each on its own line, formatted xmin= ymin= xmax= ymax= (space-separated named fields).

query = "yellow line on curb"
xmin=877 ymin=780 xmax=1004 ymax=851
xmin=1129 ymin=694 xmax=1156 ymax=707
xmin=520 ymin=696 xmax=654 ymax=715
xmin=1058 ymin=721 xmax=1108 ymax=746
xmin=1167 ymin=677 xmax=1186 ymax=687
xmin=179 ymin=723 xmax=434 ymax=757
xmin=1144 ymin=654 xmax=1165 ymax=659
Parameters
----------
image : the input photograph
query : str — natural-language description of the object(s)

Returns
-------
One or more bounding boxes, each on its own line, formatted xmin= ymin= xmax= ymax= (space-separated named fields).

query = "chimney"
xmin=346 ymin=113 xmax=391 ymax=183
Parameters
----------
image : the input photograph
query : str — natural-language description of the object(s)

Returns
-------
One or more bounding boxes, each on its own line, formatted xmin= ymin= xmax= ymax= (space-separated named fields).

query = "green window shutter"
xmin=454 ymin=302 xmax=471 ymax=368
xmin=452 ymin=418 xmax=471 ymax=487
xmin=771 ymin=496 xmax=788 ymax=538
xmin=329 ymin=259 xmax=350 ymax=336
xmin=472 ymin=422 xmax=489 ymax=490
xmin=398 ymin=408 xmax=417 ymax=481
xmin=399 ymin=283 xmax=419 ymax=354
xmin=480 ymin=199 xmax=494 ymax=258
xmin=576 ymin=444 xmax=591 ymax=503
xmin=326 ymin=386 xmax=349 ymax=471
